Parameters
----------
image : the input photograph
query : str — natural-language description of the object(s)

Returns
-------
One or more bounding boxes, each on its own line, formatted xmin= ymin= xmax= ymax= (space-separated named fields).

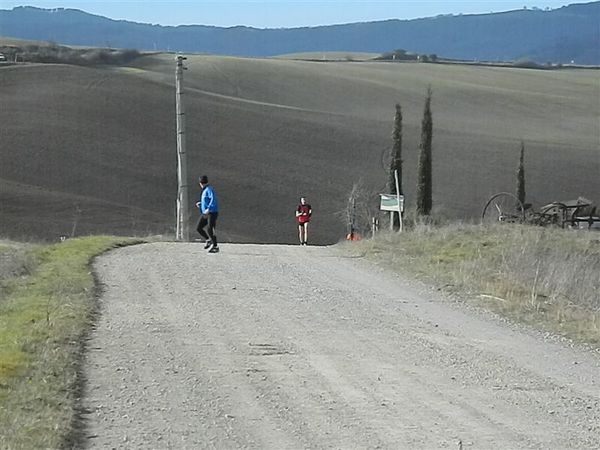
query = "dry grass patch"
xmin=342 ymin=224 xmax=600 ymax=347
xmin=0 ymin=236 xmax=141 ymax=449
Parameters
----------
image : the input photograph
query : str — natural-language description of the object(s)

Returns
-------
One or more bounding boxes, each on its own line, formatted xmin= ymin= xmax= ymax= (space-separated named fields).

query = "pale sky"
xmin=0 ymin=1 xmax=584 ymax=27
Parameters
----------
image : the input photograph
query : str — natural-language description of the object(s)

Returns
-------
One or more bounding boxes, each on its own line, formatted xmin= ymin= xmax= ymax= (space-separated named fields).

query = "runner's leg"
xmin=197 ymin=216 xmax=209 ymax=240
xmin=207 ymin=213 xmax=218 ymax=247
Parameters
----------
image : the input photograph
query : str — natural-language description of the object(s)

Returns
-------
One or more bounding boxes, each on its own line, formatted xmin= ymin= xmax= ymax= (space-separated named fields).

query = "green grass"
xmin=0 ymin=236 xmax=141 ymax=449
xmin=341 ymin=224 xmax=600 ymax=347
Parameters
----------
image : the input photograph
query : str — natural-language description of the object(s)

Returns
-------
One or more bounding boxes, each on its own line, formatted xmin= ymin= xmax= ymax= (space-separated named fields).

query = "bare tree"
xmin=343 ymin=180 xmax=379 ymax=238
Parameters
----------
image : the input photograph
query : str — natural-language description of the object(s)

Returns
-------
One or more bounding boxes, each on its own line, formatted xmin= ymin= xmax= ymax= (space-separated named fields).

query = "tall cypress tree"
xmin=416 ymin=86 xmax=433 ymax=216
xmin=516 ymin=141 xmax=526 ymax=207
xmin=389 ymin=103 xmax=403 ymax=230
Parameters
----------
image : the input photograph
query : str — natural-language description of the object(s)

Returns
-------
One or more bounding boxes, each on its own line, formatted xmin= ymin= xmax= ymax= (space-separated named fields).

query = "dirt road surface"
xmin=82 ymin=243 xmax=600 ymax=449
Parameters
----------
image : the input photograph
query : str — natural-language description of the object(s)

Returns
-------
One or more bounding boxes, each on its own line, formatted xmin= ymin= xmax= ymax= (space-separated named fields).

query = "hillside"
xmin=0 ymin=3 xmax=599 ymax=64
xmin=0 ymin=55 xmax=598 ymax=244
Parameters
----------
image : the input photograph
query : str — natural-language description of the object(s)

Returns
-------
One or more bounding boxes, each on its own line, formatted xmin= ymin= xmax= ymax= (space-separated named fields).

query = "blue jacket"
xmin=199 ymin=185 xmax=219 ymax=214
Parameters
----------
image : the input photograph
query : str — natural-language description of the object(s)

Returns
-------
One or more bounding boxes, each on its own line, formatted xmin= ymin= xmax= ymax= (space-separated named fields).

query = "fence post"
xmin=372 ymin=217 xmax=378 ymax=237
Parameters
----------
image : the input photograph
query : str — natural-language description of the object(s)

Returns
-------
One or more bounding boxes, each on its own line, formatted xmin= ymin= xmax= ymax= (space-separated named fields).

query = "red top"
xmin=297 ymin=204 xmax=312 ymax=224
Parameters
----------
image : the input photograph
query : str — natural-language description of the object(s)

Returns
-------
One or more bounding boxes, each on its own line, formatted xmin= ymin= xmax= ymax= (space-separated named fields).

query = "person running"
xmin=295 ymin=197 xmax=312 ymax=245
xmin=195 ymin=175 xmax=220 ymax=253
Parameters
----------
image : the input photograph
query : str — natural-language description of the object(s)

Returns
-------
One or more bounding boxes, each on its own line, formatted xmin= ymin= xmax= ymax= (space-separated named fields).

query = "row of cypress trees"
xmin=388 ymin=89 xmax=527 ymax=227
xmin=388 ymin=87 xmax=434 ymax=229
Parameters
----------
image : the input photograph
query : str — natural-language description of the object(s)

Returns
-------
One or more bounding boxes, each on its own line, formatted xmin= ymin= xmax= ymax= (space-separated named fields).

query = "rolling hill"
xmin=0 ymin=54 xmax=598 ymax=244
xmin=0 ymin=3 xmax=599 ymax=64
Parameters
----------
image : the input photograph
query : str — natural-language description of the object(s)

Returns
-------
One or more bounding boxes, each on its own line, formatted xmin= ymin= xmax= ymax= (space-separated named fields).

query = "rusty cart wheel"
xmin=482 ymin=192 xmax=525 ymax=225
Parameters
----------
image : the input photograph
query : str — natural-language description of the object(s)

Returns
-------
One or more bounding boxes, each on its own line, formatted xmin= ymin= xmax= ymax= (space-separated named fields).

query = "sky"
xmin=0 ymin=1 xmax=582 ymax=28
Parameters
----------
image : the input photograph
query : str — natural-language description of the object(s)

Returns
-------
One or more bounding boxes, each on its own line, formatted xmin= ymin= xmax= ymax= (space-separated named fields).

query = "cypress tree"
xmin=416 ymin=86 xmax=433 ymax=216
xmin=517 ymin=141 xmax=526 ymax=206
xmin=389 ymin=103 xmax=403 ymax=230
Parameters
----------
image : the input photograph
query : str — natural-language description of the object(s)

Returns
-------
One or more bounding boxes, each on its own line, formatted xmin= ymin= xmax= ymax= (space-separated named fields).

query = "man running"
xmin=295 ymin=197 xmax=312 ymax=246
xmin=195 ymin=175 xmax=220 ymax=253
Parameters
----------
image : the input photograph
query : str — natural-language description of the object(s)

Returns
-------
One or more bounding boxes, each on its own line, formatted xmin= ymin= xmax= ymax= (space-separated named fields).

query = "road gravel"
xmin=82 ymin=243 xmax=600 ymax=449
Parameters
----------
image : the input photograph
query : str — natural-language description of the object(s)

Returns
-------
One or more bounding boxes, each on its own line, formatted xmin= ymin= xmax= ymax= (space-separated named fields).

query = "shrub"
xmin=2 ymin=43 xmax=140 ymax=66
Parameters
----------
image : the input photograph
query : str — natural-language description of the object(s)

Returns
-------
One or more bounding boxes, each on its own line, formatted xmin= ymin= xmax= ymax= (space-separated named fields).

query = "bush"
xmin=376 ymin=49 xmax=418 ymax=61
xmin=513 ymin=59 xmax=544 ymax=69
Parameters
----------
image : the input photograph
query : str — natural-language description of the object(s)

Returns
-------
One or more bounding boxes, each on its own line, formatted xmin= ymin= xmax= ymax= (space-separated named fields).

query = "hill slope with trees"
xmin=0 ymin=54 xmax=598 ymax=243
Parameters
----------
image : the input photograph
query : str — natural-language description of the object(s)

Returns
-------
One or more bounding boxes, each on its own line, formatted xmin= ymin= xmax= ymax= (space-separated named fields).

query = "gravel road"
xmin=82 ymin=243 xmax=600 ymax=449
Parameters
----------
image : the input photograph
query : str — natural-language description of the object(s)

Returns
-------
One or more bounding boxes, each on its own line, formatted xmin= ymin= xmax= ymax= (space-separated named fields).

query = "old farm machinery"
xmin=482 ymin=193 xmax=600 ymax=229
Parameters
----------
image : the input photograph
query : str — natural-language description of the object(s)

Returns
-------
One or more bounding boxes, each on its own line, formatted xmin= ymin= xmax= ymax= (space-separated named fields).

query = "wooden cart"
xmin=482 ymin=194 xmax=600 ymax=229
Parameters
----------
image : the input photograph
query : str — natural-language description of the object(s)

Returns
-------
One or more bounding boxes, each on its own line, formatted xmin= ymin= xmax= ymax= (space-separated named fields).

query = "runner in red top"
xmin=295 ymin=197 xmax=312 ymax=246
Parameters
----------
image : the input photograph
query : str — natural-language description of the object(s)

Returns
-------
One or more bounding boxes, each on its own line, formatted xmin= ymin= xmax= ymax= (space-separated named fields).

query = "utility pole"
xmin=175 ymin=54 xmax=189 ymax=241
xmin=395 ymin=169 xmax=403 ymax=232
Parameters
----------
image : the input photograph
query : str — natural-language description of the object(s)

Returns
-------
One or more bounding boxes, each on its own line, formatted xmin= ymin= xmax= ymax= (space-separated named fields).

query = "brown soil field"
xmin=0 ymin=55 xmax=598 ymax=244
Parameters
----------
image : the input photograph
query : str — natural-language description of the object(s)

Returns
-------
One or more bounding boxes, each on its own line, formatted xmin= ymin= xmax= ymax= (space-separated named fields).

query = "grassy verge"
xmin=0 ymin=236 xmax=141 ymax=449
xmin=0 ymin=241 xmax=38 ymax=289
xmin=341 ymin=224 xmax=600 ymax=347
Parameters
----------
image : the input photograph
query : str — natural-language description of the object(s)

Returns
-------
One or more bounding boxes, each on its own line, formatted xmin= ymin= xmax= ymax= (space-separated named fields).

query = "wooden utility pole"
xmin=175 ymin=55 xmax=189 ymax=241
xmin=388 ymin=170 xmax=403 ymax=232
xmin=395 ymin=169 xmax=403 ymax=232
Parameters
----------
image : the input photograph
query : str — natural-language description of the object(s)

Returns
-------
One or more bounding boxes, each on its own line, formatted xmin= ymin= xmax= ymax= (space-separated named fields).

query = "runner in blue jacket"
xmin=195 ymin=175 xmax=220 ymax=253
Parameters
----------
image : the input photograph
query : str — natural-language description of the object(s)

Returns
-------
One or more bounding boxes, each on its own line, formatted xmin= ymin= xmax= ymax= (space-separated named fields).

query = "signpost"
xmin=380 ymin=194 xmax=404 ymax=231
xmin=379 ymin=169 xmax=404 ymax=232
xmin=380 ymin=194 xmax=404 ymax=211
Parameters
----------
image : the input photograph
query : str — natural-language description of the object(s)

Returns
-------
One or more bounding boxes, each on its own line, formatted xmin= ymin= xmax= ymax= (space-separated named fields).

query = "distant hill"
xmin=0 ymin=3 xmax=599 ymax=64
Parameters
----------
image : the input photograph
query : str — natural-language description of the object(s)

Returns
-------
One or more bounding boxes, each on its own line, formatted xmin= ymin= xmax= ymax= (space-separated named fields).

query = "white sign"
xmin=380 ymin=194 xmax=404 ymax=212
